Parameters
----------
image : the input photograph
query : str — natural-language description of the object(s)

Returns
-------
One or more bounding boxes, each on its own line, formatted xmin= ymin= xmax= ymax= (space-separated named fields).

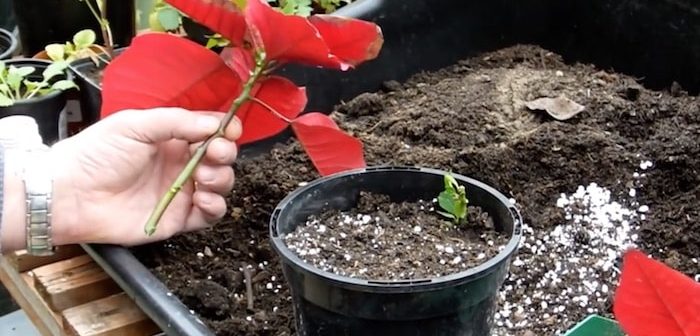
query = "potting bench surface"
xmin=0 ymin=245 xmax=160 ymax=336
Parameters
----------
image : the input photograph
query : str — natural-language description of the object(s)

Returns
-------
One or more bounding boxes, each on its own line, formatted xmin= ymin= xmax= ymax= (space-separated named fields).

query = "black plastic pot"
xmin=0 ymin=28 xmax=17 ymax=60
xmin=270 ymin=166 xmax=522 ymax=336
xmin=68 ymin=48 xmax=126 ymax=130
xmin=11 ymin=0 xmax=135 ymax=57
xmin=80 ymin=0 xmax=700 ymax=335
xmin=0 ymin=59 xmax=72 ymax=144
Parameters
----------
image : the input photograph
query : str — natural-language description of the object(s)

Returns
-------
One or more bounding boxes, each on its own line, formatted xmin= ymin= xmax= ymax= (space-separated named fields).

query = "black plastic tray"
xmin=85 ymin=0 xmax=700 ymax=335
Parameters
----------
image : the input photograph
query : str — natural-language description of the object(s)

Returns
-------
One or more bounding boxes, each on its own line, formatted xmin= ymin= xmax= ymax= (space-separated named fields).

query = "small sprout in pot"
xmin=437 ymin=174 xmax=469 ymax=225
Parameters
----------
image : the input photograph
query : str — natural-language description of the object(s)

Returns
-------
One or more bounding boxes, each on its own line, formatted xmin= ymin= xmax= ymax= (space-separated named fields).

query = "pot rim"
xmin=0 ymin=28 xmax=17 ymax=60
xmin=270 ymin=165 xmax=523 ymax=291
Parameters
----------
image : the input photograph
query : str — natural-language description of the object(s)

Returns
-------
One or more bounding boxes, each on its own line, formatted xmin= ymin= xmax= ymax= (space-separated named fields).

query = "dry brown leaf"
xmin=525 ymin=95 xmax=585 ymax=121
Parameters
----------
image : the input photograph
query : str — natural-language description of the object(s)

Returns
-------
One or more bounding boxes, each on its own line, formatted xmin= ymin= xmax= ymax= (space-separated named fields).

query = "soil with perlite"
xmin=133 ymin=45 xmax=700 ymax=336
xmin=284 ymin=191 xmax=508 ymax=280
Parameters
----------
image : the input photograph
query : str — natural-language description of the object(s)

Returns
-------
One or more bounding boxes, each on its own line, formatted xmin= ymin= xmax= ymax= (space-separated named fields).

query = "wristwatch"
xmin=0 ymin=115 xmax=55 ymax=256
xmin=23 ymin=147 xmax=55 ymax=256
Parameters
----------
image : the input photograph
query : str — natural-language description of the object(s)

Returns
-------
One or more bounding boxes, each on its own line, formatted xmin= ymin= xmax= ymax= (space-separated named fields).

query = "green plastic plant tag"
xmin=564 ymin=315 xmax=625 ymax=336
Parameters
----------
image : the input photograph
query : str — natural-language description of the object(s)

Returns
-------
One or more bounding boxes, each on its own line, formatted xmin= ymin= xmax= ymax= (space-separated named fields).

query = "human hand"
xmin=50 ymin=108 xmax=241 ymax=246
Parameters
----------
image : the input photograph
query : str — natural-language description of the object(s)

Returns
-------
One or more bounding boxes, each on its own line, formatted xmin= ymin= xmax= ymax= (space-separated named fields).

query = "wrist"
xmin=48 ymin=142 xmax=80 ymax=246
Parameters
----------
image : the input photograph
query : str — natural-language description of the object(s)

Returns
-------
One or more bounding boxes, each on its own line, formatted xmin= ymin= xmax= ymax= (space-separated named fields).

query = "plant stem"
xmin=84 ymin=0 xmax=113 ymax=58
xmin=143 ymin=53 xmax=267 ymax=236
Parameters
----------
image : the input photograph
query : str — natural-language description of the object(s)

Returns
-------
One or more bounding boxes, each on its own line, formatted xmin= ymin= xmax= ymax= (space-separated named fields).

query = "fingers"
xmin=194 ymin=164 xmax=235 ymax=195
xmin=184 ymin=191 xmax=228 ymax=232
xmin=113 ymin=108 xmax=243 ymax=144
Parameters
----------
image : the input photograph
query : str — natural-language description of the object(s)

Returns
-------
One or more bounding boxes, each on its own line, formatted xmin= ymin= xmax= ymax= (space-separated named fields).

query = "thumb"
xmin=112 ymin=108 xmax=223 ymax=144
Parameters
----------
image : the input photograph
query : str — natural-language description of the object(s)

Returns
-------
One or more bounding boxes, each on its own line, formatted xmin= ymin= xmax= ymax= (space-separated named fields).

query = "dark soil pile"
xmin=283 ymin=191 xmax=507 ymax=280
xmin=133 ymin=45 xmax=700 ymax=336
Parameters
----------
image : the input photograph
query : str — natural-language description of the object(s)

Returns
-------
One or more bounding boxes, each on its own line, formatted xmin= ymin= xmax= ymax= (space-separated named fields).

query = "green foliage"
xmin=149 ymin=0 xmax=183 ymax=32
xmin=43 ymin=29 xmax=109 ymax=66
xmin=437 ymin=174 xmax=469 ymax=225
xmin=274 ymin=0 xmax=353 ymax=15
xmin=315 ymin=0 xmax=352 ymax=13
xmin=0 ymin=61 xmax=77 ymax=107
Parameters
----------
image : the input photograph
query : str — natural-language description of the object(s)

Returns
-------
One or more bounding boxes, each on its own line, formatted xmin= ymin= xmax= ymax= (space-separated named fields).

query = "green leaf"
xmin=0 ymin=61 xmax=6 ymax=74
xmin=22 ymin=80 xmax=45 ymax=92
xmin=51 ymin=80 xmax=78 ymax=91
xmin=13 ymin=66 xmax=35 ymax=78
xmin=437 ymin=211 xmax=456 ymax=220
xmin=45 ymin=44 xmax=67 ymax=62
xmin=437 ymin=174 xmax=469 ymax=224
xmin=42 ymin=61 xmax=69 ymax=81
xmin=438 ymin=190 xmax=457 ymax=215
xmin=73 ymin=29 xmax=97 ymax=49
xmin=6 ymin=66 xmax=34 ymax=90
xmin=233 ymin=0 xmax=246 ymax=8
xmin=0 ymin=84 xmax=9 ymax=94
xmin=0 ymin=92 xmax=13 ymax=106
xmin=157 ymin=6 xmax=182 ymax=31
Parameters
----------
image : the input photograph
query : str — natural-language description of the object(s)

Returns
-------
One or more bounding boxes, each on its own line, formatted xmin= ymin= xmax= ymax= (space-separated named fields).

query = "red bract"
xmin=167 ymin=0 xmax=383 ymax=69
xmin=291 ymin=113 xmax=365 ymax=176
xmin=613 ymin=249 xmax=700 ymax=336
xmin=101 ymin=34 xmax=241 ymax=117
xmin=165 ymin=0 xmax=246 ymax=45
xmin=236 ymin=76 xmax=307 ymax=145
xmin=221 ymin=47 xmax=255 ymax=81
xmin=309 ymin=15 xmax=384 ymax=68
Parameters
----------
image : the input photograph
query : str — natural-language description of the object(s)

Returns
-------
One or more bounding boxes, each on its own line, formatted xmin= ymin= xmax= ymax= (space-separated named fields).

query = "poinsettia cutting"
xmin=100 ymin=0 xmax=383 ymax=235
xmin=614 ymin=249 xmax=700 ymax=336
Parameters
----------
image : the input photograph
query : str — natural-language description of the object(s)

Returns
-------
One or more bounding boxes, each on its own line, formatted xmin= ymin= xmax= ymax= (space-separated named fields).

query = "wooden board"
xmin=6 ymin=245 xmax=84 ymax=273
xmin=0 ymin=255 xmax=63 ymax=336
xmin=62 ymin=293 xmax=160 ymax=336
xmin=33 ymin=255 xmax=121 ymax=312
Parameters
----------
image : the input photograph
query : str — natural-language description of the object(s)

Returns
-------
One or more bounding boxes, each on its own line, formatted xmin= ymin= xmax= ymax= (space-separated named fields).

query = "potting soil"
xmin=283 ymin=191 xmax=507 ymax=280
xmin=133 ymin=45 xmax=700 ymax=336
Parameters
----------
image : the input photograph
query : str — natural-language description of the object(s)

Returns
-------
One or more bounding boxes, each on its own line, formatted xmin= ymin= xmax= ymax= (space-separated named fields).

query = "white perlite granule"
xmin=492 ymin=169 xmax=647 ymax=335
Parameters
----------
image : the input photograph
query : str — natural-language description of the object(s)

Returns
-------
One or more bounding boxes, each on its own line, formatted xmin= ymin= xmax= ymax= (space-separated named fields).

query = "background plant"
xmin=78 ymin=0 xmax=114 ymax=58
xmin=100 ymin=0 xmax=382 ymax=235
xmin=0 ymin=61 xmax=76 ymax=106
xmin=43 ymin=29 xmax=111 ymax=65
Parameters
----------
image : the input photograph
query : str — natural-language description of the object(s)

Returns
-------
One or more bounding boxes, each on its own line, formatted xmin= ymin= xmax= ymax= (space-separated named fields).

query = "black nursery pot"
xmin=0 ymin=59 xmax=72 ymax=145
xmin=68 ymin=48 xmax=125 ymax=128
xmin=0 ymin=28 xmax=17 ymax=60
xmin=270 ymin=166 xmax=523 ymax=336
xmin=11 ymin=0 xmax=135 ymax=56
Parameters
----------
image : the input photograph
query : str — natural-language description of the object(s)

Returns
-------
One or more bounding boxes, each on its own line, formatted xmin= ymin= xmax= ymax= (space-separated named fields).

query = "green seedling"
xmin=44 ymin=29 xmax=111 ymax=65
xmin=437 ymin=174 xmax=468 ymax=225
xmin=0 ymin=61 xmax=77 ymax=107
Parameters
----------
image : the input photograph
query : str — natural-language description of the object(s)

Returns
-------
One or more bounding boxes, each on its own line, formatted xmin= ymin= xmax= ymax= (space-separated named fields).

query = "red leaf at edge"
xmin=291 ymin=112 xmax=365 ymax=176
xmin=165 ymin=0 xmax=247 ymax=45
xmin=221 ymin=47 xmax=255 ymax=82
xmin=245 ymin=0 xmax=346 ymax=69
xmin=101 ymin=33 xmax=241 ymax=118
xmin=236 ymin=76 xmax=307 ymax=145
xmin=309 ymin=15 xmax=384 ymax=68
xmin=613 ymin=249 xmax=700 ymax=336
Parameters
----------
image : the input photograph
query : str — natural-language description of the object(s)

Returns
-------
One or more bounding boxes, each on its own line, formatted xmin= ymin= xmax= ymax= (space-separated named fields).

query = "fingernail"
xmin=197 ymin=116 xmax=219 ymax=131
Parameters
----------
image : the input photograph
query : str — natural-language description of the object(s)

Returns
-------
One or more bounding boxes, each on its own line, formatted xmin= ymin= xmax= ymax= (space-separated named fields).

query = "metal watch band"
xmin=23 ymin=148 xmax=55 ymax=256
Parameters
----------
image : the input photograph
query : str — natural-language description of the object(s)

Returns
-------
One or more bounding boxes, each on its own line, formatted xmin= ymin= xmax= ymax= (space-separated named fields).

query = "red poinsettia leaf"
xmin=244 ymin=0 xmax=345 ymax=68
xmin=613 ymin=249 xmax=700 ymax=336
xmin=221 ymin=47 xmax=255 ymax=82
xmin=101 ymin=34 xmax=241 ymax=117
xmin=291 ymin=112 xmax=365 ymax=175
xmin=309 ymin=15 xmax=383 ymax=68
xmin=165 ymin=0 xmax=246 ymax=45
xmin=236 ymin=75 xmax=307 ymax=145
